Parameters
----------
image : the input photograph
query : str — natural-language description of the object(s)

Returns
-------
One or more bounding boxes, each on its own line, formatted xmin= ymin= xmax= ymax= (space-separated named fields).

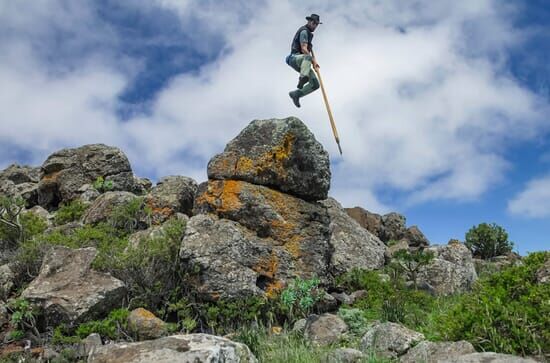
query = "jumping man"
xmin=286 ymin=14 xmax=322 ymax=108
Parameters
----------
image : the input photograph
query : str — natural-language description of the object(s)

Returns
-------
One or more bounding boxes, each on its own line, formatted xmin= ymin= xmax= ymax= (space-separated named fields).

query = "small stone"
xmin=128 ymin=308 xmax=167 ymax=340
xmin=324 ymin=348 xmax=364 ymax=363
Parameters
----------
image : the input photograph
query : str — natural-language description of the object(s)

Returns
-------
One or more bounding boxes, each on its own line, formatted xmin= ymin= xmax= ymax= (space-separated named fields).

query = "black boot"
xmin=297 ymin=76 xmax=309 ymax=89
xmin=289 ymin=91 xmax=301 ymax=108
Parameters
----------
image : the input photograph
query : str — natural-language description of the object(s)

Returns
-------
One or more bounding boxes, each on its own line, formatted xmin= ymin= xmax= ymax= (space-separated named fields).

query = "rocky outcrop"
xmin=82 ymin=191 xmax=146 ymax=228
xmin=321 ymin=198 xmax=386 ymax=276
xmin=418 ymin=241 xmax=477 ymax=295
xmin=345 ymin=207 xmax=429 ymax=247
xmin=207 ymin=117 xmax=330 ymax=201
xmin=21 ymin=246 xmax=126 ymax=327
xmin=88 ymin=334 xmax=257 ymax=363
xmin=360 ymin=322 xmax=425 ymax=359
xmin=145 ymin=176 xmax=198 ymax=224
xmin=37 ymin=144 xmax=143 ymax=209
xmin=304 ymin=313 xmax=348 ymax=346
xmin=400 ymin=341 xmax=476 ymax=363
xmin=127 ymin=308 xmax=167 ymax=341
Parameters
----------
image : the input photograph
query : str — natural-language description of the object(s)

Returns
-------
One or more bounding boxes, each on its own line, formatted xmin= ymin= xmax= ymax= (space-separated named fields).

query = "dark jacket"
xmin=291 ymin=25 xmax=313 ymax=54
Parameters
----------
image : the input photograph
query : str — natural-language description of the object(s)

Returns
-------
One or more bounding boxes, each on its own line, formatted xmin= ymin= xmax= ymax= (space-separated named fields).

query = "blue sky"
xmin=0 ymin=0 xmax=549 ymax=254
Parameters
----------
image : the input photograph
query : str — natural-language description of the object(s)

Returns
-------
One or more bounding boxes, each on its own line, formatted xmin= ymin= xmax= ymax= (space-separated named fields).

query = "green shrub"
xmin=0 ymin=197 xmax=46 ymax=248
xmin=432 ymin=251 xmax=549 ymax=357
xmin=53 ymin=200 xmax=88 ymax=226
xmin=107 ymin=197 xmax=151 ymax=235
xmin=93 ymin=176 xmax=114 ymax=193
xmin=75 ymin=308 xmax=130 ymax=340
xmin=7 ymin=298 xmax=41 ymax=341
xmin=338 ymin=308 xmax=369 ymax=336
xmin=277 ymin=277 xmax=324 ymax=323
xmin=390 ymin=249 xmax=435 ymax=289
xmin=465 ymin=222 xmax=513 ymax=259
xmin=199 ymin=296 xmax=272 ymax=334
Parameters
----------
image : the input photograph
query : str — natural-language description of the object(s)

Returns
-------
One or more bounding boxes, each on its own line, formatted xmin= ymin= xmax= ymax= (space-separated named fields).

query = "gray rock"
xmin=324 ymin=348 xmax=365 ymax=363
xmin=78 ymin=333 xmax=103 ymax=358
xmin=316 ymin=292 xmax=338 ymax=313
xmin=386 ymin=239 xmax=409 ymax=259
xmin=82 ymin=191 xmax=145 ymax=227
xmin=381 ymin=212 xmax=407 ymax=243
xmin=322 ymin=198 xmax=386 ymax=276
xmin=419 ymin=241 xmax=477 ymax=295
xmin=27 ymin=205 xmax=53 ymax=226
xmin=180 ymin=213 xmax=329 ymax=300
xmin=400 ymin=341 xmax=475 ymax=363
xmin=304 ymin=313 xmax=348 ymax=346
xmin=360 ymin=322 xmax=425 ymax=359
xmin=21 ymin=246 xmax=126 ymax=327
xmin=349 ymin=290 xmax=368 ymax=302
xmin=440 ymin=352 xmax=538 ymax=363
xmin=0 ymin=264 xmax=15 ymax=299
xmin=536 ymin=256 xmax=550 ymax=284
xmin=0 ymin=179 xmax=39 ymax=207
xmin=37 ymin=144 xmax=138 ymax=209
xmin=145 ymin=176 xmax=198 ymax=223
xmin=127 ymin=308 xmax=167 ymax=340
xmin=207 ymin=117 xmax=331 ymax=201
xmin=331 ymin=292 xmax=353 ymax=305
xmin=88 ymin=333 xmax=257 ymax=363
xmin=0 ymin=164 xmax=41 ymax=184
xmin=78 ymin=184 xmax=101 ymax=204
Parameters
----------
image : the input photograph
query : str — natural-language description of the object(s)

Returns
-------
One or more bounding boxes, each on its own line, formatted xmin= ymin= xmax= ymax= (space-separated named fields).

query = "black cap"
xmin=306 ymin=14 xmax=322 ymax=24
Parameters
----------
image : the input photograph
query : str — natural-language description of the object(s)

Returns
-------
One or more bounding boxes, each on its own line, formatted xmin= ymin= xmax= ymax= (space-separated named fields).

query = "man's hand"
xmin=313 ymin=60 xmax=320 ymax=69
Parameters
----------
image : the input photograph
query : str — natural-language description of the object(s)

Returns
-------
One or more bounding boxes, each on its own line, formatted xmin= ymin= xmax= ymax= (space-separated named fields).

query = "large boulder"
xmin=304 ymin=313 xmax=348 ymax=346
xmin=145 ymin=176 xmax=198 ymax=224
xmin=127 ymin=308 xmax=168 ymax=341
xmin=21 ymin=246 xmax=126 ymax=327
xmin=88 ymin=334 xmax=257 ymax=363
xmin=37 ymin=144 xmax=142 ymax=209
xmin=418 ymin=241 xmax=477 ymax=295
xmin=400 ymin=341 xmax=476 ymax=363
xmin=180 ymin=213 xmax=330 ymax=300
xmin=207 ymin=118 xmax=330 ymax=201
xmin=82 ymin=191 xmax=145 ymax=228
xmin=360 ymin=322 xmax=425 ymax=359
xmin=321 ymin=198 xmax=386 ymax=276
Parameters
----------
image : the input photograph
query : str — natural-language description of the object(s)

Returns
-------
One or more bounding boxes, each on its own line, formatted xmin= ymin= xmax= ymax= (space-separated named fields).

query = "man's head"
xmin=306 ymin=14 xmax=322 ymax=31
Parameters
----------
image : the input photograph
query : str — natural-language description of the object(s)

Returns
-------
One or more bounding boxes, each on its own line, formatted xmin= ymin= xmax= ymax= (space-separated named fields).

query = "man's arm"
xmin=299 ymin=30 xmax=319 ymax=69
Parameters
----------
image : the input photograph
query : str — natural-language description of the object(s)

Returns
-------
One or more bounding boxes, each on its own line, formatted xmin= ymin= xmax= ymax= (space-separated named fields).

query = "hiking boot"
xmin=297 ymin=76 xmax=309 ymax=89
xmin=289 ymin=91 xmax=301 ymax=108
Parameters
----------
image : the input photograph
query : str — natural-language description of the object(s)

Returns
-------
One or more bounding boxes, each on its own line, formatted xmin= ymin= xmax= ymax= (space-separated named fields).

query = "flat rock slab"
xmin=21 ymin=246 xmax=126 ymax=327
xmin=88 ymin=334 xmax=257 ymax=363
xmin=360 ymin=322 xmax=425 ymax=359
xmin=304 ymin=314 xmax=348 ymax=346
xmin=207 ymin=117 xmax=330 ymax=201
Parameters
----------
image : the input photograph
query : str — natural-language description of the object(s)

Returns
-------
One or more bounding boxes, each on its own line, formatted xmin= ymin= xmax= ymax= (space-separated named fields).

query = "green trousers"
xmin=289 ymin=54 xmax=320 ymax=97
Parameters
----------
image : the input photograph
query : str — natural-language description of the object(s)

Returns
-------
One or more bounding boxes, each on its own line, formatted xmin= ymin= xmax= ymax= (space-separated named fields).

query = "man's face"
xmin=308 ymin=20 xmax=319 ymax=31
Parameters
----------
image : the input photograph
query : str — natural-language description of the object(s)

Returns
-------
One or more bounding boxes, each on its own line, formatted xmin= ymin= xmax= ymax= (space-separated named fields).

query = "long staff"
xmin=312 ymin=51 xmax=342 ymax=155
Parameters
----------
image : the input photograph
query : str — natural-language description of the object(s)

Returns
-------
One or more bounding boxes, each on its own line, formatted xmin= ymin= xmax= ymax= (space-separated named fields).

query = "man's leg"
xmin=298 ymin=68 xmax=320 ymax=96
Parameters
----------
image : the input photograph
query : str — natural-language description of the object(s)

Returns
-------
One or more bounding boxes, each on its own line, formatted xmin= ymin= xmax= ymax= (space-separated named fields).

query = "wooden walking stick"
xmin=312 ymin=51 xmax=342 ymax=155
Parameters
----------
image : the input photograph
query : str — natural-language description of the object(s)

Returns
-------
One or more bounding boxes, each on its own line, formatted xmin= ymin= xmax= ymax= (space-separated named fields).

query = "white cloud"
xmin=508 ymin=174 xmax=550 ymax=218
xmin=1 ymin=0 xmax=548 ymax=210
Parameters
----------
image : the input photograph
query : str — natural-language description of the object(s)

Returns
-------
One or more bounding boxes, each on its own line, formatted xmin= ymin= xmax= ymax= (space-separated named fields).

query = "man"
xmin=286 ymin=14 xmax=322 ymax=108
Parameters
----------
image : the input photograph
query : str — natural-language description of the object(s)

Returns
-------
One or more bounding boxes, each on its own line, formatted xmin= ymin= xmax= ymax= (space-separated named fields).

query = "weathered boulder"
xmin=207 ymin=118 xmax=330 ymax=201
xmin=180 ymin=213 xmax=329 ymax=299
xmin=440 ymin=352 xmax=538 ymax=363
xmin=400 ymin=341 xmax=475 ymax=363
xmin=304 ymin=313 xmax=348 ymax=346
xmin=381 ymin=212 xmax=408 ymax=242
xmin=82 ymin=191 xmax=144 ymax=227
xmin=21 ymin=246 xmax=126 ymax=327
xmin=37 ymin=144 xmax=140 ymax=209
xmin=536 ymin=256 xmax=550 ymax=284
xmin=360 ymin=322 xmax=425 ymax=359
xmin=27 ymin=205 xmax=53 ymax=226
xmin=419 ymin=241 xmax=477 ymax=295
xmin=88 ymin=334 xmax=257 ymax=363
xmin=321 ymin=198 xmax=385 ymax=276
xmin=324 ymin=348 xmax=364 ymax=363
xmin=0 ymin=164 xmax=40 ymax=184
xmin=127 ymin=308 xmax=167 ymax=340
xmin=145 ymin=176 xmax=198 ymax=224
xmin=0 ymin=179 xmax=39 ymax=207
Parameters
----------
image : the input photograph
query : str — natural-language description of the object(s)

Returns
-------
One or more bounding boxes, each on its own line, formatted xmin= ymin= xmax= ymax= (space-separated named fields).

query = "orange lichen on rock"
xmin=253 ymin=253 xmax=279 ymax=279
xmin=265 ymin=280 xmax=285 ymax=299
xmin=133 ymin=307 xmax=157 ymax=319
xmin=41 ymin=170 xmax=61 ymax=183
xmin=196 ymin=180 xmax=243 ymax=213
